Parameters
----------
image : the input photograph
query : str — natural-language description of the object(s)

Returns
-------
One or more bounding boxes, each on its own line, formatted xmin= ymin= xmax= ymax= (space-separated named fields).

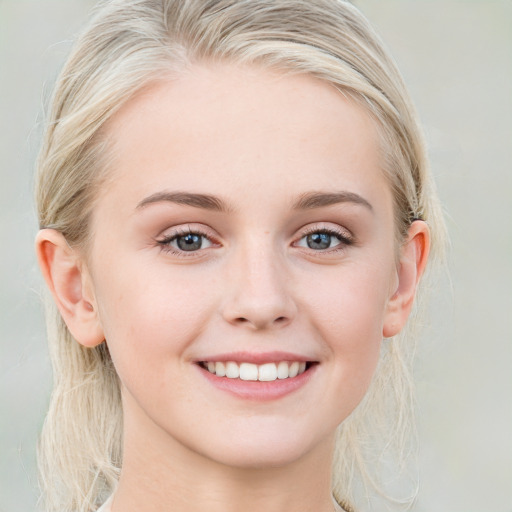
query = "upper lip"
xmin=193 ymin=351 xmax=317 ymax=365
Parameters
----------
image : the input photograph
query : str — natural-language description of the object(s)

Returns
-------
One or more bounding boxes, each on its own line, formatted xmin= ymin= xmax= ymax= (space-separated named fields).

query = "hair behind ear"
xmin=37 ymin=299 xmax=123 ymax=512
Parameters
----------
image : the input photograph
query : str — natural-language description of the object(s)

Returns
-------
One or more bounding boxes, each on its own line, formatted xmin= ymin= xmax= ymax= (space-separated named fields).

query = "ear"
xmin=383 ymin=221 xmax=430 ymax=338
xmin=35 ymin=229 xmax=105 ymax=347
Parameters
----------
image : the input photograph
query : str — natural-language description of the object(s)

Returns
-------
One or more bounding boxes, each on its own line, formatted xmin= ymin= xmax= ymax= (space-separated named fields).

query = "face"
xmin=85 ymin=63 xmax=400 ymax=468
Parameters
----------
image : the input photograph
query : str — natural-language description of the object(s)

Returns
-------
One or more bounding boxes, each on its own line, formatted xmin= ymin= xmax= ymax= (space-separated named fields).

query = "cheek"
xmin=300 ymin=261 xmax=391 ymax=391
xmin=305 ymin=261 xmax=391 ymax=338
xmin=92 ymin=262 xmax=219 ymax=375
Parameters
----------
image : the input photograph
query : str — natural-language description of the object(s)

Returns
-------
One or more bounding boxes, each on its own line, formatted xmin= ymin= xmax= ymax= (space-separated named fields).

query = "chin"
xmin=208 ymin=445 xmax=309 ymax=470
xmin=190 ymin=422 xmax=329 ymax=470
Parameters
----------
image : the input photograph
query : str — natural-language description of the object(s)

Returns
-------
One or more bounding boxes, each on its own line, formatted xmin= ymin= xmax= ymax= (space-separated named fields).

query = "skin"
xmin=36 ymin=63 xmax=429 ymax=512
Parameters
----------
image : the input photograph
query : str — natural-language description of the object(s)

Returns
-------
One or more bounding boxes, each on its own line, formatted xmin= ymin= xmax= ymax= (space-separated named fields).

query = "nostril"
xmin=229 ymin=314 xmax=291 ymax=329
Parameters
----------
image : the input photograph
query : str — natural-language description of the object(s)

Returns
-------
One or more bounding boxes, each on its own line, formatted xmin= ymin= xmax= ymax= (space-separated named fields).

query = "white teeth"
xmin=203 ymin=360 xmax=309 ymax=381
xmin=277 ymin=361 xmax=289 ymax=379
xmin=239 ymin=363 xmax=258 ymax=381
xmin=258 ymin=363 xmax=277 ymax=382
xmin=288 ymin=361 xmax=300 ymax=378
xmin=225 ymin=361 xmax=240 ymax=379
xmin=215 ymin=361 xmax=226 ymax=377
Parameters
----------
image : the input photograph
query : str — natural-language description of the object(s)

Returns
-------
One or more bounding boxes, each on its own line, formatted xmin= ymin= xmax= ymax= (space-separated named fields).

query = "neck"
xmin=112 ymin=396 xmax=339 ymax=512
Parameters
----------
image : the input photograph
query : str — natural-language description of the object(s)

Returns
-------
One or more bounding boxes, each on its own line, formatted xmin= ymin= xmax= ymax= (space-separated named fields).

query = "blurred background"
xmin=0 ymin=1 xmax=510 ymax=511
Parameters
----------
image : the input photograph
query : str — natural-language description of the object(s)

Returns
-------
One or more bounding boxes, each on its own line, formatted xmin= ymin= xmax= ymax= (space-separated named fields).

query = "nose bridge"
xmin=221 ymin=234 xmax=296 ymax=329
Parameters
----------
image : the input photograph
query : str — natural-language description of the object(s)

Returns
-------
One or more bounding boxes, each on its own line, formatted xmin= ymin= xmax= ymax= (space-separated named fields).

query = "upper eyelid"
xmin=157 ymin=224 xmax=217 ymax=240
xmin=299 ymin=225 xmax=350 ymax=235
xmin=296 ymin=223 xmax=353 ymax=239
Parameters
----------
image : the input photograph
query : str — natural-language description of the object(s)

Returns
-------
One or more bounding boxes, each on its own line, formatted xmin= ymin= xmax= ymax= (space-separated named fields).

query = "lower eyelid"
xmin=294 ymin=237 xmax=346 ymax=251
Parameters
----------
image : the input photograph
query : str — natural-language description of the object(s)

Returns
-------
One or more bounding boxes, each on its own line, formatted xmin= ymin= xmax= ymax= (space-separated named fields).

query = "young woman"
xmin=35 ymin=1 xmax=445 ymax=511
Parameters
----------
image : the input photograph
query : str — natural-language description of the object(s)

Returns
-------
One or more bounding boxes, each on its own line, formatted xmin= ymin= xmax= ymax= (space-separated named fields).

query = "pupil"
xmin=177 ymin=234 xmax=202 ymax=251
xmin=307 ymin=232 xmax=330 ymax=250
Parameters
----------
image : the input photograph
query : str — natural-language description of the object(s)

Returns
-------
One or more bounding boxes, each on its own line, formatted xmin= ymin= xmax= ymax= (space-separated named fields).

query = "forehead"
xmin=100 ymin=63 xmax=389 ymax=214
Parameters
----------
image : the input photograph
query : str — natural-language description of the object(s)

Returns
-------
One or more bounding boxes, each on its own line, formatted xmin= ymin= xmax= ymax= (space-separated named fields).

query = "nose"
xmin=220 ymin=241 xmax=297 ymax=331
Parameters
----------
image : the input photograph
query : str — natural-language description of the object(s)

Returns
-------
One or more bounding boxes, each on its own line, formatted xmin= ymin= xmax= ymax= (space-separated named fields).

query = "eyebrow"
xmin=136 ymin=191 xmax=233 ymax=213
xmin=292 ymin=191 xmax=373 ymax=212
xmin=136 ymin=190 xmax=373 ymax=213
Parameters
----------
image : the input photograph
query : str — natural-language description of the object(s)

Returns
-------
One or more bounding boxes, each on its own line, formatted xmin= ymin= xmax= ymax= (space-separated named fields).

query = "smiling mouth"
xmin=198 ymin=361 xmax=316 ymax=382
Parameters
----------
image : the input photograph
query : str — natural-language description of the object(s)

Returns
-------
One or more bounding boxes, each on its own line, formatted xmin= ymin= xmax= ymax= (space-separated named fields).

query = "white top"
xmin=97 ymin=494 xmax=114 ymax=512
xmin=95 ymin=493 xmax=352 ymax=511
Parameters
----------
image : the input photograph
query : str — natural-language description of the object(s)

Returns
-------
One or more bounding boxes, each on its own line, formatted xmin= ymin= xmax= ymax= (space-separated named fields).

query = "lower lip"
xmin=196 ymin=364 xmax=317 ymax=401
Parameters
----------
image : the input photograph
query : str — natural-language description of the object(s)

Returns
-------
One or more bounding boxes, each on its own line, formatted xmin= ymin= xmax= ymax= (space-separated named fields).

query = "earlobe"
xmin=383 ymin=221 xmax=430 ymax=338
xmin=35 ymin=229 xmax=105 ymax=347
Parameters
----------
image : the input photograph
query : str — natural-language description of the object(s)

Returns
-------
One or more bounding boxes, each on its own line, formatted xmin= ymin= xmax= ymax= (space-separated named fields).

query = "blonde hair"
xmin=36 ymin=1 xmax=445 ymax=511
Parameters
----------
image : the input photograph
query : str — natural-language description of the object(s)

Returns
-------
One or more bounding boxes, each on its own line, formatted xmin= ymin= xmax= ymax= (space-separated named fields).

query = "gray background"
xmin=1 ymin=1 xmax=511 ymax=511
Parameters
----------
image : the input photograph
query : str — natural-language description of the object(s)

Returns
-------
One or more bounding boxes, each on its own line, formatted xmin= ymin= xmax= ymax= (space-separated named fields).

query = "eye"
xmin=294 ymin=226 xmax=353 ymax=251
xmin=304 ymin=232 xmax=338 ymax=250
xmin=173 ymin=232 xmax=211 ymax=251
xmin=157 ymin=228 xmax=214 ymax=254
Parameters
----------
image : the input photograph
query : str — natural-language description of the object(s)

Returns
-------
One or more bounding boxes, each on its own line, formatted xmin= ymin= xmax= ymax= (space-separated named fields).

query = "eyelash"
xmin=156 ymin=226 xmax=218 ymax=257
xmin=156 ymin=225 xmax=354 ymax=257
xmin=295 ymin=225 xmax=354 ymax=253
